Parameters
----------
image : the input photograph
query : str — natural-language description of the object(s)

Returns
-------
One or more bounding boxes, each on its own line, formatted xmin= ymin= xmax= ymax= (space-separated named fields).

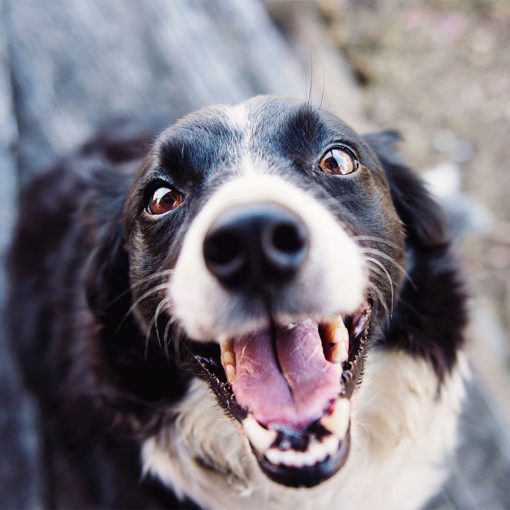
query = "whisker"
xmin=143 ymin=296 xmax=172 ymax=360
xmin=154 ymin=297 xmax=171 ymax=347
xmin=163 ymin=317 xmax=176 ymax=360
xmin=144 ymin=313 xmax=157 ymax=360
xmin=366 ymin=257 xmax=394 ymax=312
xmin=319 ymin=66 xmax=326 ymax=111
xmin=131 ymin=269 xmax=174 ymax=289
xmin=367 ymin=266 xmax=393 ymax=314
xmin=306 ymin=56 xmax=313 ymax=106
xmin=116 ymin=283 xmax=169 ymax=334
xmin=367 ymin=282 xmax=391 ymax=325
xmin=361 ymin=248 xmax=417 ymax=290
xmin=107 ymin=269 xmax=174 ymax=308
xmin=352 ymin=235 xmax=402 ymax=251
xmin=356 ymin=389 xmax=383 ymax=413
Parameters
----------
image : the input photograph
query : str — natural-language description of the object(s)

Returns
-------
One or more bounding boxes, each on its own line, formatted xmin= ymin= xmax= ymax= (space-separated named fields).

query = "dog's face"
xmin=123 ymin=96 xmax=406 ymax=487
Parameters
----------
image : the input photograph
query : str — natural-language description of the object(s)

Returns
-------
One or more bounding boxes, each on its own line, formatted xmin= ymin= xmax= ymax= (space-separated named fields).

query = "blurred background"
xmin=1 ymin=0 xmax=509 ymax=508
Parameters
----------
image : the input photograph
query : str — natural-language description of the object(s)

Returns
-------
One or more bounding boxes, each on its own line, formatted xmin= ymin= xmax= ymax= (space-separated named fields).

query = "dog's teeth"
xmin=225 ymin=364 xmax=236 ymax=383
xmin=264 ymin=435 xmax=340 ymax=468
xmin=321 ymin=317 xmax=349 ymax=364
xmin=222 ymin=350 xmax=235 ymax=365
xmin=220 ymin=338 xmax=234 ymax=363
xmin=331 ymin=341 xmax=348 ymax=364
xmin=242 ymin=414 xmax=277 ymax=453
xmin=220 ymin=338 xmax=236 ymax=383
xmin=320 ymin=398 xmax=350 ymax=439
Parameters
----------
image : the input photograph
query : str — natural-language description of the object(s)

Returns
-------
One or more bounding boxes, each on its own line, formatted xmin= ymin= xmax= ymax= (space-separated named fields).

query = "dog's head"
xmin=119 ymin=96 xmax=414 ymax=487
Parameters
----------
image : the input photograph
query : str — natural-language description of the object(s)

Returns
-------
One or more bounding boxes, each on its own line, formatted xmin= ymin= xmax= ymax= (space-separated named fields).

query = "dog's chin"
xmin=254 ymin=427 xmax=351 ymax=488
xmin=187 ymin=301 xmax=371 ymax=488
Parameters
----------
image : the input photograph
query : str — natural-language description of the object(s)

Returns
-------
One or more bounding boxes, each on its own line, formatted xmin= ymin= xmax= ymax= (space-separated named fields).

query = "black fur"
xmin=364 ymin=132 xmax=466 ymax=376
xmin=7 ymin=100 xmax=466 ymax=508
xmin=8 ymin=123 xmax=195 ymax=509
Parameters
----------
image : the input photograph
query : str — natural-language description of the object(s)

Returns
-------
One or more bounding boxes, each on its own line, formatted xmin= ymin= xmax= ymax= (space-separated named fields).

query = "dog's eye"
xmin=320 ymin=147 xmax=358 ymax=176
xmin=147 ymin=187 xmax=182 ymax=215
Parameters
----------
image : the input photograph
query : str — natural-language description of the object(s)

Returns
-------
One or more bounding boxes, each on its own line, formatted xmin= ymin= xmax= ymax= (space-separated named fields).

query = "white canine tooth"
xmin=265 ymin=448 xmax=282 ymax=465
xmin=333 ymin=318 xmax=349 ymax=363
xmin=323 ymin=435 xmax=340 ymax=455
xmin=320 ymin=398 xmax=350 ymax=439
xmin=220 ymin=338 xmax=234 ymax=364
xmin=220 ymin=338 xmax=236 ymax=383
xmin=322 ymin=317 xmax=349 ymax=364
xmin=311 ymin=439 xmax=327 ymax=462
xmin=225 ymin=364 xmax=236 ymax=384
xmin=243 ymin=415 xmax=277 ymax=453
xmin=331 ymin=341 xmax=348 ymax=364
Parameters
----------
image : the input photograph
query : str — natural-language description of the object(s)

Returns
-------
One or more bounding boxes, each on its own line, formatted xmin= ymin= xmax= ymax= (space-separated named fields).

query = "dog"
xmin=7 ymin=96 xmax=467 ymax=510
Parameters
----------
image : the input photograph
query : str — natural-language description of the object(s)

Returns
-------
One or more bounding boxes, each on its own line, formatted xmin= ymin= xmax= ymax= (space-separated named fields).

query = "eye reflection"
xmin=320 ymin=147 xmax=358 ymax=176
xmin=147 ymin=187 xmax=182 ymax=215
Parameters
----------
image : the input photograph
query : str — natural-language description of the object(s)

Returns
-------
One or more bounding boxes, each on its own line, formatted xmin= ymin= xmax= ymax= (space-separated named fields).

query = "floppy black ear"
xmin=85 ymin=216 xmax=129 ymax=320
xmin=363 ymin=132 xmax=466 ymax=378
xmin=363 ymin=131 xmax=447 ymax=249
xmin=81 ymin=122 xmax=155 ymax=319
xmin=83 ymin=173 xmax=131 ymax=321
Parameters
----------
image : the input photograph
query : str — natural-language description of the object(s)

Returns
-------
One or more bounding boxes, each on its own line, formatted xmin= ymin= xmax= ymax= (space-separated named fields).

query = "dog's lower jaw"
xmin=141 ymin=350 xmax=467 ymax=510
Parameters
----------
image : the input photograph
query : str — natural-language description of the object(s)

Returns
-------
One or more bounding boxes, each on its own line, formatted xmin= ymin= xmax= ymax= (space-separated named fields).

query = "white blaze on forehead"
xmin=169 ymin=173 xmax=366 ymax=341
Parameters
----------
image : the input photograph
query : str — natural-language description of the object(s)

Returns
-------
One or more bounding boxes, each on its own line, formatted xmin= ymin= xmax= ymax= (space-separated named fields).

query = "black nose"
xmin=203 ymin=204 xmax=309 ymax=289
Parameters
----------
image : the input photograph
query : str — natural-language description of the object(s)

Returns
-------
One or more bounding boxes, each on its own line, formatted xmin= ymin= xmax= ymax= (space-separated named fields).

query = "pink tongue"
xmin=231 ymin=319 xmax=341 ymax=429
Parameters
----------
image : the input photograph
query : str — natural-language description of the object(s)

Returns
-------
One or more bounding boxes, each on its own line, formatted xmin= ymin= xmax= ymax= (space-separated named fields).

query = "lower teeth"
xmin=265 ymin=435 xmax=340 ymax=468
xmin=319 ymin=398 xmax=350 ymax=439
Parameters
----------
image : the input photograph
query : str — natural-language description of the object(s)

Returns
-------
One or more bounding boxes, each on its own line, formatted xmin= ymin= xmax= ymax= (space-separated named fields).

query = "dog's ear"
xmin=363 ymin=131 xmax=446 ymax=248
xmin=85 ymin=217 xmax=129 ymax=320
xmin=84 ymin=175 xmax=131 ymax=322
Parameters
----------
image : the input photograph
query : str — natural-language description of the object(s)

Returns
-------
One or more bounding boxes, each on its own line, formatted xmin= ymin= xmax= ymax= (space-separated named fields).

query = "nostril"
xmin=204 ymin=231 xmax=241 ymax=266
xmin=271 ymin=222 xmax=306 ymax=255
xmin=203 ymin=229 xmax=246 ymax=286
xmin=262 ymin=218 xmax=308 ymax=279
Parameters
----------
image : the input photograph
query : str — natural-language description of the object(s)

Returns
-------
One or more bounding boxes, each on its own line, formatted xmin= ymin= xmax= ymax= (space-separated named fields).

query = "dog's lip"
xmin=188 ymin=302 xmax=371 ymax=486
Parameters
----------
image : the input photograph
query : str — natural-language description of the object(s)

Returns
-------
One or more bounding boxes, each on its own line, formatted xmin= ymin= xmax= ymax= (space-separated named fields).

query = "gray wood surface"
xmin=0 ymin=2 xmax=44 ymax=507
xmin=0 ymin=1 xmax=508 ymax=509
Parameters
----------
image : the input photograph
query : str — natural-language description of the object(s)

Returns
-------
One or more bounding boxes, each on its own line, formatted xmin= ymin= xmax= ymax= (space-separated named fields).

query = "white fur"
xmin=142 ymin=350 xmax=467 ymax=510
xmin=169 ymin=173 xmax=366 ymax=341
xmin=227 ymin=102 xmax=250 ymax=132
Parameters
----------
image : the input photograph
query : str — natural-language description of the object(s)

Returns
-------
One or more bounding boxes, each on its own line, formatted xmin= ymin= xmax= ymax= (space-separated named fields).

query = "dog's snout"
xmin=203 ymin=204 xmax=309 ymax=289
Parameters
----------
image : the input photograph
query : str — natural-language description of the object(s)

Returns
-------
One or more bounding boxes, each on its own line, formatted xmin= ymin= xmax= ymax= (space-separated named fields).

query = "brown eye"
xmin=147 ymin=187 xmax=182 ymax=215
xmin=319 ymin=147 xmax=358 ymax=175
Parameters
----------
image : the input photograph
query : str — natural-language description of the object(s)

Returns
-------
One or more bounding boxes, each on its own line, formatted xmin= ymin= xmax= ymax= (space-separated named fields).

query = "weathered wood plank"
xmin=4 ymin=0 xmax=307 ymax=182
xmin=0 ymin=1 xmax=44 ymax=508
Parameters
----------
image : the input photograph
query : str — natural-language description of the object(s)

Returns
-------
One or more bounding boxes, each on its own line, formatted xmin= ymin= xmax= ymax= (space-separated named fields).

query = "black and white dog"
xmin=8 ymin=96 xmax=467 ymax=509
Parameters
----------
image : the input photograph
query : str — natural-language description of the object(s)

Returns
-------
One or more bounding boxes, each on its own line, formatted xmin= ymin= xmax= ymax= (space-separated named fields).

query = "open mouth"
xmin=189 ymin=302 xmax=371 ymax=488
